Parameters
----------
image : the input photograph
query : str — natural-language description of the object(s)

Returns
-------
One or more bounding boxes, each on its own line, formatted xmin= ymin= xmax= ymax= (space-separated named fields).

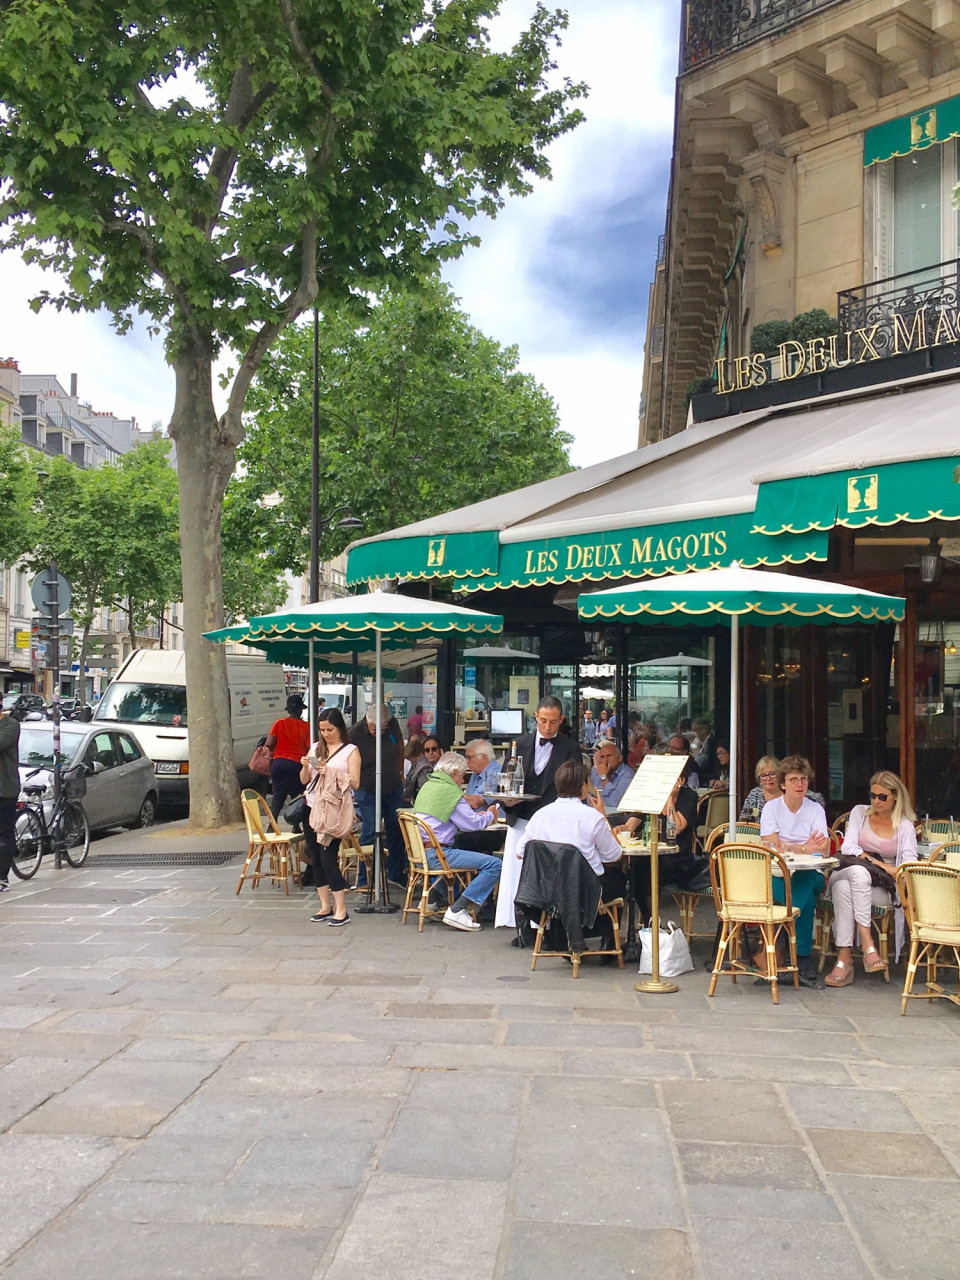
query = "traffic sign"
xmin=31 ymin=617 xmax=75 ymax=638
xmin=30 ymin=569 xmax=72 ymax=616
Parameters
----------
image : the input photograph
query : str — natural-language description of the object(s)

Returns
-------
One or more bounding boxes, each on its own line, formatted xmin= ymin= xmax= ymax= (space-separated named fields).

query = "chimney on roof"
xmin=70 ymin=373 xmax=77 ymax=397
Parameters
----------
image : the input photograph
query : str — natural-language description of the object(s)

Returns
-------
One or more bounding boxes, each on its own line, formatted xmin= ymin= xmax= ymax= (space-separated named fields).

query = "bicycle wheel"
xmin=12 ymin=809 xmax=44 ymax=879
xmin=59 ymin=802 xmax=91 ymax=868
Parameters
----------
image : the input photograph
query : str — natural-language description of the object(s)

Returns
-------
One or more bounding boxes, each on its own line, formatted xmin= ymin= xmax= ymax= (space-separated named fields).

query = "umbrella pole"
xmin=308 ymin=638 xmax=316 ymax=738
xmin=356 ymin=629 xmax=399 ymax=914
xmin=728 ymin=615 xmax=738 ymax=843
xmin=375 ymin=631 xmax=382 ymax=900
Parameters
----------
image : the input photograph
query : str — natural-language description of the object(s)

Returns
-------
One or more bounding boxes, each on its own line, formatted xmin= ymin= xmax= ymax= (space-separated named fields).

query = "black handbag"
xmin=282 ymin=792 xmax=308 ymax=827
xmin=835 ymin=853 xmax=896 ymax=896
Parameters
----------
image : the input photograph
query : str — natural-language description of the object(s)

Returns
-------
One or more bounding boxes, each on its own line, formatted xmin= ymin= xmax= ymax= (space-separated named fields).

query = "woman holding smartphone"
xmin=300 ymin=708 xmax=361 ymax=927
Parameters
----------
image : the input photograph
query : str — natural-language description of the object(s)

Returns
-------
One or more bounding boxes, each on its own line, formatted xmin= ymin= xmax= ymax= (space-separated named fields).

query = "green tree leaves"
xmin=235 ymin=280 xmax=573 ymax=570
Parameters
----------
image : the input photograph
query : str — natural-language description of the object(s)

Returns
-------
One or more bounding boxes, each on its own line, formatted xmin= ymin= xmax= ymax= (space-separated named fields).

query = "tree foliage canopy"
xmin=231 ymin=280 xmax=573 ymax=571
xmin=0 ymin=0 xmax=585 ymax=824
xmin=0 ymin=426 xmax=39 ymax=567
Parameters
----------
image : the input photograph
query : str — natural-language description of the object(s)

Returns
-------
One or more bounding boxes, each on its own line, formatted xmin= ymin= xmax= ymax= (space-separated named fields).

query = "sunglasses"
xmin=870 ymin=791 xmax=890 ymax=802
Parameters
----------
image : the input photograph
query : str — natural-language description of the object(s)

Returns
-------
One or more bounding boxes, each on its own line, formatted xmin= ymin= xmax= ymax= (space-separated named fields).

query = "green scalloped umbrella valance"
xmin=577 ymin=564 xmax=905 ymax=626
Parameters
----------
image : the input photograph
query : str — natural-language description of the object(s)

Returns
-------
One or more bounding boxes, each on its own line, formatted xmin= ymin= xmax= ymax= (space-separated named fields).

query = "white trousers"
xmin=494 ymin=818 xmax=528 ymax=928
xmin=827 ymin=863 xmax=891 ymax=947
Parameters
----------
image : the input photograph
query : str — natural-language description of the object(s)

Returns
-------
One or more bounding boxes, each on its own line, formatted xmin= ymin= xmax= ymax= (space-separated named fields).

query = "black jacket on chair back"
xmin=514 ymin=839 xmax=601 ymax=954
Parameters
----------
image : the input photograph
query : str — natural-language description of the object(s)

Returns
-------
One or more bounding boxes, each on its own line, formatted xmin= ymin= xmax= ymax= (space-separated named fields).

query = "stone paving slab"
xmin=1 ymin=823 xmax=959 ymax=1278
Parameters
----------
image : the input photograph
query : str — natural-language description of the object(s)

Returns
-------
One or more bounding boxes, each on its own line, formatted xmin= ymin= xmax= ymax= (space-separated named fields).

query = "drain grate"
xmin=88 ymin=850 xmax=244 ymax=868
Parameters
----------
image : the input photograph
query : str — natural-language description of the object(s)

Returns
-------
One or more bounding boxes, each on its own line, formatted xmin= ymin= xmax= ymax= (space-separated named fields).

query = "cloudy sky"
xmin=0 ymin=1 xmax=679 ymax=469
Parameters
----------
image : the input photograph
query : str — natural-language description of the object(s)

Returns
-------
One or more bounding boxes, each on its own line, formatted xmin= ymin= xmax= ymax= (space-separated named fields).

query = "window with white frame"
xmin=873 ymin=140 xmax=960 ymax=280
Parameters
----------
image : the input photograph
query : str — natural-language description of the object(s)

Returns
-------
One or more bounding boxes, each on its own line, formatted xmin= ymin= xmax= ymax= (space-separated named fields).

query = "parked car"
xmin=17 ymin=723 xmax=159 ymax=831
xmin=2 ymin=692 xmax=47 ymax=721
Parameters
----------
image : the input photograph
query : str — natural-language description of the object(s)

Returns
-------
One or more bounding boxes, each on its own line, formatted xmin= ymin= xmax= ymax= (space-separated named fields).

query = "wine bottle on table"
xmin=501 ymin=741 xmax=516 ymax=795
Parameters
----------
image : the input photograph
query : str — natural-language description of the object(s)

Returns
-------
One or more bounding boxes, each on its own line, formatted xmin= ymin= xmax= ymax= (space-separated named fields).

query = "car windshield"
xmin=96 ymin=682 xmax=187 ymax=726
xmin=18 ymin=729 xmax=82 ymax=770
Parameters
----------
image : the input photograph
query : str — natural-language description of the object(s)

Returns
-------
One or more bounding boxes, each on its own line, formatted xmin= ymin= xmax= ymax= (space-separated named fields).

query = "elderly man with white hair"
xmin=414 ymin=751 xmax=504 ymax=932
xmin=462 ymin=739 xmax=501 ymax=809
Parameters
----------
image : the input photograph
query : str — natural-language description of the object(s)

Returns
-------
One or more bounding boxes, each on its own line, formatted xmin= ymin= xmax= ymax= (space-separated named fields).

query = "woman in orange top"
xmin=266 ymin=694 xmax=311 ymax=818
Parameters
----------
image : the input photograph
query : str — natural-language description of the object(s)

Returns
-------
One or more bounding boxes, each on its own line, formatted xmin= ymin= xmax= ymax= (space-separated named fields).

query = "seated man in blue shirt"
xmin=462 ymin=740 xmax=501 ymax=810
xmin=591 ymin=741 xmax=635 ymax=815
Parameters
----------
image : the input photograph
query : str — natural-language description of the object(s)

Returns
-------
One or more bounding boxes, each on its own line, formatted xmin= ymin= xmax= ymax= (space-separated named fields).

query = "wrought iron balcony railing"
xmin=682 ymin=0 xmax=847 ymax=72
xmin=836 ymin=259 xmax=960 ymax=358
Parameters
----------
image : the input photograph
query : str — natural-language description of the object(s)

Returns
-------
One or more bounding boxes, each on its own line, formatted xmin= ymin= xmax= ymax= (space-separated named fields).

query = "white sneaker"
xmin=443 ymin=907 xmax=480 ymax=932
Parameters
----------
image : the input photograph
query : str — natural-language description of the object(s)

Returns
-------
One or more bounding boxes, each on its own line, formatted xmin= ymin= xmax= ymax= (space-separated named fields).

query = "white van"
xmin=316 ymin=683 xmax=368 ymax=724
xmin=93 ymin=650 xmax=287 ymax=803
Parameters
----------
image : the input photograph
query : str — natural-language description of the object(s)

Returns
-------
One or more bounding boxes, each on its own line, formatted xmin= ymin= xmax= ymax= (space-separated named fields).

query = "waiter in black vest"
xmin=494 ymin=695 xmax=582 ymax=929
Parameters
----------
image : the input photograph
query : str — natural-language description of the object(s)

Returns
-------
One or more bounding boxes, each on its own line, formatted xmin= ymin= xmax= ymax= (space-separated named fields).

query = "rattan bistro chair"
xmin=397 ymin=811 xmax=475 ymax=931
xmin=708 ymin=841 xmax=800 ymax=1004
xmin=237 ymin=789 xmax=305 ymax=894
xmin=928 ymin=840 xmax=960 ymax=869
xmin=898 ymin=861 xmax=960 ymax=1014
xmin=338 ymin=829 xmax=374 ymax=890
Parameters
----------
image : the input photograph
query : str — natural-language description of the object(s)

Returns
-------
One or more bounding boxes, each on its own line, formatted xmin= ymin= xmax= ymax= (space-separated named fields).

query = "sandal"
xmin=824 ymin=960 xmax=854 ymax=987
xmin=863 ymin=946 xmax=887 ymax=975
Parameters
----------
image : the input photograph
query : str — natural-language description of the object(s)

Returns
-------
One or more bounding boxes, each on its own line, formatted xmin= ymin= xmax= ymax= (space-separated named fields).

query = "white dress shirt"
xmin=533 ymin=733 xmax=556 ymax=776
xmin=517 ymin=797 xmax=623 ymax=876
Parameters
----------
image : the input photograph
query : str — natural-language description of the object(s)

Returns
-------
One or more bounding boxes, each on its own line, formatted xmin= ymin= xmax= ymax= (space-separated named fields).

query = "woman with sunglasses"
xmin=824 ymin=770 xmax=917 ymax=987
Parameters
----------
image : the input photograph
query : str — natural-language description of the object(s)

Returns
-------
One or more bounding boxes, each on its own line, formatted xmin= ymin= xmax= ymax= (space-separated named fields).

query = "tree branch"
xmin=278 ymin=0 xmax=334 ymax=104
xmin=221 ymin=220 xmax=319 ymax=444
xmin=103 ymin=217 xmax=193 ymax=319
xmin=205 ymin=63 xmax=277 ymax=235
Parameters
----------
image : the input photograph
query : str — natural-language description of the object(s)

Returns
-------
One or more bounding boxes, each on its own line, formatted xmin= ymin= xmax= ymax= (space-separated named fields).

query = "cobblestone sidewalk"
xmin=0 ymin=820 xmax=958 ymax=1278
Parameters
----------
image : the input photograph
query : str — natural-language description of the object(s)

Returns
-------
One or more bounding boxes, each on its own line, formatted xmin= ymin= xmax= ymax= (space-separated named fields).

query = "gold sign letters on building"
xmin=713 ymin=306 xmax=960 ymax=396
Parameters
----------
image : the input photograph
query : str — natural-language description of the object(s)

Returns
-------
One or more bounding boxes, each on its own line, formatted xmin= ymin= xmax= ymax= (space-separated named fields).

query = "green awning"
xmin=752 ymin=456 xmax=960 ymax=536
xmin=864 ymin=94 xmax=960 ymax=166
xmin=450 ymin=514 xmax=828 ymax=594
xmin=578 ymin=565 xmax=905 ymax=627
xmin=345 ymin=529 xmax=499 ymax=586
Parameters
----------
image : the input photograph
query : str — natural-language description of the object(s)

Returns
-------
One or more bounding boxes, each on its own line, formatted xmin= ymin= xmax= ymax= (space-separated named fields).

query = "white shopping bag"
xmin=638 ymin=919 xmax=694 ymax=977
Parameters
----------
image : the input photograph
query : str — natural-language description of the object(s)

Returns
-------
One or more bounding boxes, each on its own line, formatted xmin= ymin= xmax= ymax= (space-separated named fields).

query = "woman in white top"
xmin=824 ymin=770 xmax=917 ymax=987
xmin=300 ymin=708 xmax=360 ymax=927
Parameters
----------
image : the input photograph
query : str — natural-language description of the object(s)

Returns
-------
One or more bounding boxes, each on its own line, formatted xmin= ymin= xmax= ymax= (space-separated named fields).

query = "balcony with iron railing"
xmin=837 ymin=259 xmax=960 ymax=358
xmin=682 ymin=0 xmax=847 ymax=72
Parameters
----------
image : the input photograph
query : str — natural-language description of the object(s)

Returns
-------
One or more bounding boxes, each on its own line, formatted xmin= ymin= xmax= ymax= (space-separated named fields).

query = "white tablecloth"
xmin=494 ymin=818 xmax=528 ymax=928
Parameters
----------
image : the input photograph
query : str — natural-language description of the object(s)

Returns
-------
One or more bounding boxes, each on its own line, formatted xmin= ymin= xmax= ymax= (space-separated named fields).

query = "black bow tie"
xmin=539 ymin=737 xmax=554 ymax=748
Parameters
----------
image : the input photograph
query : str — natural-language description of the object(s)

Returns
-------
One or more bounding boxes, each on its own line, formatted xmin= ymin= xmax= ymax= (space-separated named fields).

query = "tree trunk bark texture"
xmin=170 ymin=344 xmax=243 ymax=827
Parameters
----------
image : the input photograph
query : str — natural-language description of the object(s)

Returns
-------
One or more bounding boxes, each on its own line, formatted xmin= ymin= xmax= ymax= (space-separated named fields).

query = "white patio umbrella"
xmin=633 ymin=652 xmax=713 ymax=704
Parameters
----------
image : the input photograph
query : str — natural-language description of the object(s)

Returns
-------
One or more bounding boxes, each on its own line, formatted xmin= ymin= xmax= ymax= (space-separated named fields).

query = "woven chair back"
xmin=714 ymin=842 xmax=777 ymax=909
xmin=700 ymin=793 xmax=731 ymax=833
xmin=932 ymin=841 xmax=960 ymax=869
xmin=241 ymin=789 xmax=271 ymax=842
xmin=398 ymin=811 xmax=456 ymax=875
xmin=706 ymin=821 xmax=760 ymax=853
xmin=901 ymin=862 xmax=960 ymax=930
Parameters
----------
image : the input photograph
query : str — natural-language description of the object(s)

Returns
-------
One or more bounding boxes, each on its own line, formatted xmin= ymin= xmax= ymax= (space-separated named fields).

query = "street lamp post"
xmin=307 ymin=304 xmax=363 ymax=728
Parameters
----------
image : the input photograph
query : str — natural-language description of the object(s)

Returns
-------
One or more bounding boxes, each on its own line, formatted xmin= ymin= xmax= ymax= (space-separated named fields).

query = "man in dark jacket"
xmin=495 ymin=695 xmax=582 ymax=928
xmin=0 ymin=707 xmax=20 ymax=891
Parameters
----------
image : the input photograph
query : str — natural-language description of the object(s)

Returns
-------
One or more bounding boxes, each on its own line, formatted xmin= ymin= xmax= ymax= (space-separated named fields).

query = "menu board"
xmin=618 ymin=754 xmax=686 ymax=816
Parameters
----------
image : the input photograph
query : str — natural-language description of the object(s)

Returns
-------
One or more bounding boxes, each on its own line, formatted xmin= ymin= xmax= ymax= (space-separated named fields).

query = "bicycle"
xmin=12 ymin=763 xmax=91 ymax=878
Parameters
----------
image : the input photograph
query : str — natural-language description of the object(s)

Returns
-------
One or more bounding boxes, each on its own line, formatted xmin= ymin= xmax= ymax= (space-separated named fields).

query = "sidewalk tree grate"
xmin=88 ymin=850 xmax=244 ymax=867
